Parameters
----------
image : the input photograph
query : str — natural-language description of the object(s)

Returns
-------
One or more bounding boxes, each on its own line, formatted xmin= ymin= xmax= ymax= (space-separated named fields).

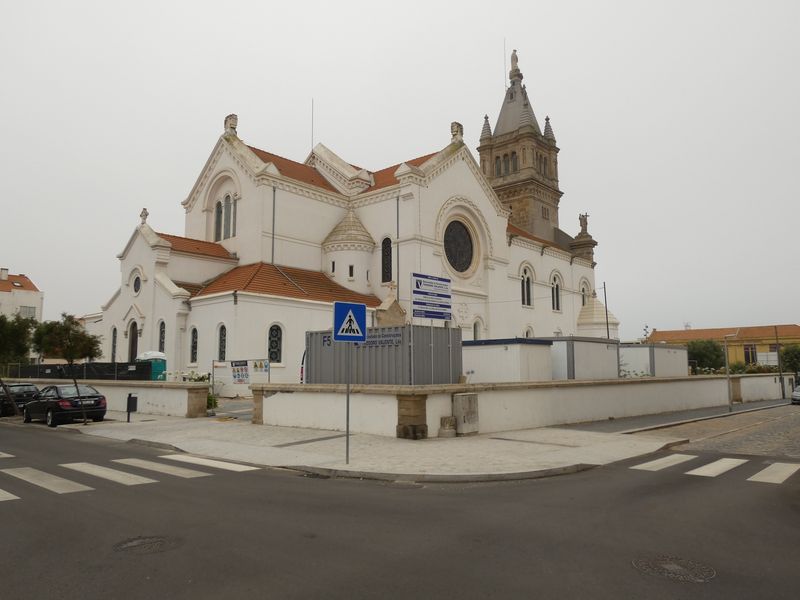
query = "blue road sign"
xmin=333 ymin=302 xmax=367 ymax=342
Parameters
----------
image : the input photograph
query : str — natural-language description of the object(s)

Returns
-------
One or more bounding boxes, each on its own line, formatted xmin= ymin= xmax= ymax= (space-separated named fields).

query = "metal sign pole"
xmin=346 ymin=341 xmax=351 ymax=464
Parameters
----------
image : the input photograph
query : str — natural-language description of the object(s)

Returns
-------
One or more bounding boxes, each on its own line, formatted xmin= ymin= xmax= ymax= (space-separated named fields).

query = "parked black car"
xmin=1 ymin=383 xmax=40 ymax=416
xmin=23 ymin=384 xmax=106 ymax=427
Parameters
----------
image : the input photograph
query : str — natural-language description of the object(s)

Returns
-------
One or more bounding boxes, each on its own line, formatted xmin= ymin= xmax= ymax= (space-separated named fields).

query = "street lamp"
xmin=723 ymin=331 xmax=738 ymax=413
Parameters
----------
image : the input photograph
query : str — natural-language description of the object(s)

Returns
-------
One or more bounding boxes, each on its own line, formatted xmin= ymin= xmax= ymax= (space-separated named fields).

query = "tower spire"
xmin=544 ymin=116 xmax=556 ymax=142
xmin=480 ymin=115 xmax=492 ymax=140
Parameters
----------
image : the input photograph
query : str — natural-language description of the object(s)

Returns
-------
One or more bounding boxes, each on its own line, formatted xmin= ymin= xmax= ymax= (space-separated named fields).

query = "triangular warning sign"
xmin=337 ymin=309 xmax=363 ymax=337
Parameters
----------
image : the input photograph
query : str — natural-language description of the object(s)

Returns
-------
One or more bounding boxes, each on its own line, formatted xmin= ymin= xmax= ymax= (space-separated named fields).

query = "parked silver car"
xmin=792 ymin=386 xmax=800 ymax=405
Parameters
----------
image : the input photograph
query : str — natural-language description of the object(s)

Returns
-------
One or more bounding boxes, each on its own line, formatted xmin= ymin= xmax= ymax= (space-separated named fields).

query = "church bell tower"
xmin=477 ymin=50 xmax=562 ymax=242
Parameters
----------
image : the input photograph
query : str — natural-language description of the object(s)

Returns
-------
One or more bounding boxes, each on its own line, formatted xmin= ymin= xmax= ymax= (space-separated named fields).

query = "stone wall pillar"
xmin=396 ymin=394 xmax=428 ymax=439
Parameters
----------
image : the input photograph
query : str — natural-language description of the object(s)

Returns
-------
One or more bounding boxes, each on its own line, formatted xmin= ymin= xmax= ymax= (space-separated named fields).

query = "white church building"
xmin=86 ymin=52 xmax=618 ymax=383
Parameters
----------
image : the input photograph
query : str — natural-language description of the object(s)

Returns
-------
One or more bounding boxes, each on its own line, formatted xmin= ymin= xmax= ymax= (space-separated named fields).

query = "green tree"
xmin=0 ymin=314 xmax=36 ymax=416
xmin=32 ymin=314 xmax=101 ymax=425
xmin=687 ymin=339 xmax=725 ymax=372
xmin=782 ymin=344 xmax=800 ymax=373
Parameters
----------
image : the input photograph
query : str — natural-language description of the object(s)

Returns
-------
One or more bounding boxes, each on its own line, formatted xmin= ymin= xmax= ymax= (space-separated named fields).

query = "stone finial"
xmin=544 ymin=115 xmax=556 ymax=142
xmin=140 ymin=208 xmax=149 ymax=224
xmin=480 ymin=115 xmax=492 ymax=140
xmin=451 ymin=121 xmax=464 ymax=143
xmin=579 ymin=213 xmax=589 ymax=234
xmin=511 ymin=49 xmax=518 ymax=71
xmin=224 ymin=113 xmax=238 ymax=135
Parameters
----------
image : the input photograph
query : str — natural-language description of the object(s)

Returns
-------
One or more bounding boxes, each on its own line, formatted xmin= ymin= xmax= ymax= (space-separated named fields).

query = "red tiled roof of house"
xmin=367 ymin=152 xmax=438 ymax=191
xmin=247 ymin=146 xmax=339 ymax=193
xmin=507 ymin=223 xmax=554 ymax=248
xmin=0 ymin=273 xmax=39 ymax=293
xmin=648 ymin=324 xmax=800 ymax=343
xmin=195 ymin=263 xmax=381 ymax=307
xmin=173 ymin=282 xmax=204 ymax=297
xmin=157 ymin=233 xmax=235 ymax=260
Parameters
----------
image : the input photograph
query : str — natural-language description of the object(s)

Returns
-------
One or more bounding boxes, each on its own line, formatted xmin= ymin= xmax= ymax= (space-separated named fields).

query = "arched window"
xmin=231 ymin=197 xmax=237 ymax=237
xmin=524 ymin=327 xmax=533 ymax=338
xmin=521 ymin=267 xmax=532 ymax=306
xmin=551 ymin=275 xmax=562 ymax=311
xmin=128 ymin=321 xmax=138 ymax=362
xmin=190 ymin=328 xmax=198 ymax=364
xmin=111 ymin=327 xmax=117 ymax=363
xmin=223 ymin=195 xmax=232 ymax=239
xmin=473 ymin=321 xmax=481 ymax=341
xmin=494 ymin=157 xmax=501 ymax=176
xmin=381 ymin=237 xmax=392 ymax=283
xmin=503 ymin=154 xmax=510 ymax=175
xmin=214 ymin=202 xmax=223 ymax=241
xmin=158 ymin=321 xmax=166 ymax=353
xmin=268 ymin=325 xmax=282 ymax=363
xmin=511 ymin=152 xmax=518 ymax=172
xmin=581 ymin=285 xmax=588 ymax=307
xmin=218 ymin=325 xmax=226 ymax=361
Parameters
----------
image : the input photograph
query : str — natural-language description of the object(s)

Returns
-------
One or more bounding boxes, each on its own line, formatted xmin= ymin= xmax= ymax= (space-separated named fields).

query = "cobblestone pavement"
xmin=637 ymin=405 xmax=800 ymax=458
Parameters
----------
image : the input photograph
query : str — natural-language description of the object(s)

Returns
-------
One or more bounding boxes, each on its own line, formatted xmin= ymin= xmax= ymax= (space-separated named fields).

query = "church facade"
xmin=86 ymin=53 xmax=616 ymax=383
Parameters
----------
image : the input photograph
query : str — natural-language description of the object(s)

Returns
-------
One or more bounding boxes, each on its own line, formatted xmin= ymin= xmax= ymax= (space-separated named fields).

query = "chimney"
xmin=0 ymin=268 xmax=8 ymax=281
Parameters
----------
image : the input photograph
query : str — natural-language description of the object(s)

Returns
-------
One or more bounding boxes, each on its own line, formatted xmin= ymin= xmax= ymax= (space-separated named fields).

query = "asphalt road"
xmin=1 ymin=416 xmax=799 ymax=599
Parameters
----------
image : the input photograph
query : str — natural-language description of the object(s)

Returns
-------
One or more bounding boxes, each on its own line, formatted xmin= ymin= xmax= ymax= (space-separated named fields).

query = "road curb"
xmin=286 ymin=463 xmax=597 ymax=483
xmin=126 ymin=438 xmax=185 ymax=453
xmin=618 ymin=402 xmax=792 ymax=435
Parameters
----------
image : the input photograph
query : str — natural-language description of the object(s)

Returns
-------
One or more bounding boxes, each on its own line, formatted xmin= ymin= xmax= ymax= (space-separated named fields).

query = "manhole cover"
xmin=114 ymin=536 xmax=181 ymax=555
xmin=632 ymin=555 xmax=715 ymax=583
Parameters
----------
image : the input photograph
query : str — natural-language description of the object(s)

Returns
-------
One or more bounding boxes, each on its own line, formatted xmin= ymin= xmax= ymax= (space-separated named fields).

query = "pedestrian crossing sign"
xmin=333 ymin=302 xmax=367 ymax=342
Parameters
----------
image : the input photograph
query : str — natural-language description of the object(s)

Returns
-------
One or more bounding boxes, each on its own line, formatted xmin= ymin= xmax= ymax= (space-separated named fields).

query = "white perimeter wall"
xmin=255 ymin=374 xmax=792 ymax=437
xmin=574 ymin=341 xmax=618 ymax=380
xmin=24 ymin=379 xmax=207 ymax=417
xmin=263 ymin=391 xmax=397 ymax=437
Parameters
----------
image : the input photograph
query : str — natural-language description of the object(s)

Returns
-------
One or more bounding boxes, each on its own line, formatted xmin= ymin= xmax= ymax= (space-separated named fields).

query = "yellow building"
xmin=648 ymin=324 xmax=800 ymax=366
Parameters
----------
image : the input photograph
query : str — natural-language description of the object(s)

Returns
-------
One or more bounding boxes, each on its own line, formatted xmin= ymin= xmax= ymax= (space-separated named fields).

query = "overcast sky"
xmin=2 ymin=0 xmax=797 ymax=340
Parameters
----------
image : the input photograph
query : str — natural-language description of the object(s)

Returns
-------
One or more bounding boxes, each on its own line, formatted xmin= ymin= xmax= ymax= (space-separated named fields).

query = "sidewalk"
xmin=61 ymin=409 xmax=686 ymax=482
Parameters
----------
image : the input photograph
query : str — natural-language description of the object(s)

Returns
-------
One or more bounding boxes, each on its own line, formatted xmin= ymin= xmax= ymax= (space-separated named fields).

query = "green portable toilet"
xmin=136 ymin=351 xmax=167 ymax=380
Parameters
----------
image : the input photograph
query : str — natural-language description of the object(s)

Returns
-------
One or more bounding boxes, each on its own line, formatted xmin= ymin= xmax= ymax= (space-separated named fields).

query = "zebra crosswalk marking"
xmin=160 ymin=454 xmax=259 ymax=472
xmin=630 ymin=454 xmax=697 ymax=471
xmin=0 ymin=452 xmax=14 ymax=459
xmin=0 ymin=488 xmax=20 ymax=502
xmin=685 ymin=458 xmax=748 ymax=478
xmin=1 ymin=467 xmax=93 ymax=494
xmin=112 ymin=458 xmax=210 ymax=479
xmin=60 ymin=463 xmax=157 ymax=486
xmin=747 ymin=463 xmax=800 ymax=484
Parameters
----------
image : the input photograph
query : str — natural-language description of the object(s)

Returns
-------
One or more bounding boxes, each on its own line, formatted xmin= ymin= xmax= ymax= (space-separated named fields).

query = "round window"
xmin=133 ymin=276 xmax=141 ymax=293
xmin=444 ymin=221 xmax=474 ymax=272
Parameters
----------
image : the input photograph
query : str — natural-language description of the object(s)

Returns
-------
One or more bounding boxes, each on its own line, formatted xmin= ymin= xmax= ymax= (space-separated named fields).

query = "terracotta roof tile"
xmin=173 ymin=282 xmax=204 ymax=297
xmin=648 ymin=324 xmax=800 ymax=343
xmin=0 ymin=273 xmax=39 ymax=293
xmin=195 ymin=263 xmax=381 ymax=307
xmin=157 ymin=233 xmax=235 ymax=260
xmin=367 ymin=152 xmax=437 ymax=191
xmin=247 ymin=146 xmax=339 ymax=193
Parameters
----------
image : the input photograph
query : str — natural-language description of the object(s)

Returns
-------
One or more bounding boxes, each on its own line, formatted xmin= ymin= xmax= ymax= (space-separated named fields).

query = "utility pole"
xmin=775 ymin=326 xmax=785 ymax=399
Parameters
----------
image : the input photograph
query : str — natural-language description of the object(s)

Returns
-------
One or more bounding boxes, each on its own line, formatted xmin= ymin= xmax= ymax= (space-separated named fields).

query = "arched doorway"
xmin=128 ymin=321 xmax=138 ymax=361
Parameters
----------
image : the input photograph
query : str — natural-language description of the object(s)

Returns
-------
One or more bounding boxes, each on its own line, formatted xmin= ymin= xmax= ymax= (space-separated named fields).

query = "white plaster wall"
xmin=425 ymin=393 xmax=453 ymax=438
xmin=325 ymin=247 xmax=375 ymax=295
xmin=573 ymin=341 xmax=618 ymax=380
xmin=463 ymin=344 xmax=552 ymax=383
xmin=188 ymin=293 xmax=373 ymax=390
xmin=263 ymin=391 xmax=397 ymax=436
xmin=653 ymin=347 xmax=688 ymax=377
xmin=24 ymin=379 xmax=205 ymax=417
xmin=0 ymin=287 xmax=44 ymax=321
xmin=740 ymin=374 xmax=791 ymax=401
xmin=551 ymin=342 xmax=569 ymax=380
xmin=165 ymin=254 xmax=235 ymax=285
xmin=619 ymin=346 xmax=652 ymax=377
xmin=477 ymin=379 xmax=727 ymax=433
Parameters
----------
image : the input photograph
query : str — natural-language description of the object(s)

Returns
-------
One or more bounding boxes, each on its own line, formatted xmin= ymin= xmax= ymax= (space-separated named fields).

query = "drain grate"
xmin=632 ymin=555 xmax=715 ymax=583
xmin=114 ymin=536 xmax=181 ymax=555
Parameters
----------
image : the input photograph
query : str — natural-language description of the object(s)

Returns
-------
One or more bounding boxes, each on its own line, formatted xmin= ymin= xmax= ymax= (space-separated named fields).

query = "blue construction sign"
xmin=333 ymin=302 xmax=367 ymax=342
